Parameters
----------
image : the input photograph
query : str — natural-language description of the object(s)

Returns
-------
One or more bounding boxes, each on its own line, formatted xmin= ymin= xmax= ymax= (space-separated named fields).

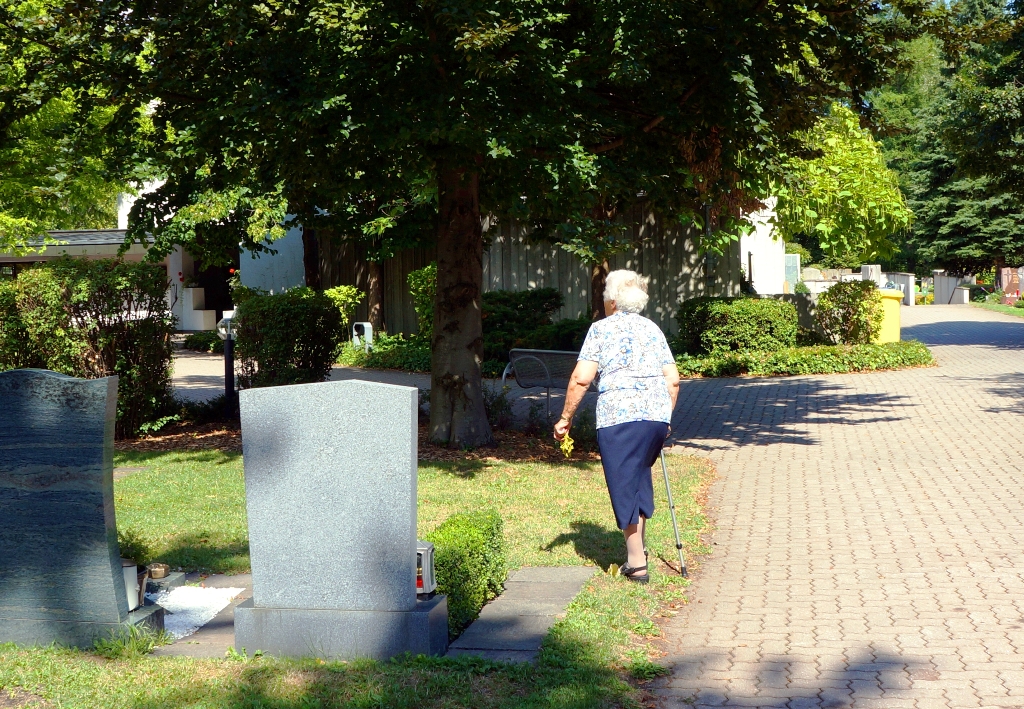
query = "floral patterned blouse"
xmin=577 ymin=311 xmax=676 ymax=429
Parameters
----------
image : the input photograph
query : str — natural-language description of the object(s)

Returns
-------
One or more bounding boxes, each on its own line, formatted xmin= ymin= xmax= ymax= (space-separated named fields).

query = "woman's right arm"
xmin=554 ymin=360 xmax=598 ymax=440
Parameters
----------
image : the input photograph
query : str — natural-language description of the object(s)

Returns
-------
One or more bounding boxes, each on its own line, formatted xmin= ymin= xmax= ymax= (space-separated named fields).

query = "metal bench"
xmin=500 ymin=348 xmax=597 ymax=420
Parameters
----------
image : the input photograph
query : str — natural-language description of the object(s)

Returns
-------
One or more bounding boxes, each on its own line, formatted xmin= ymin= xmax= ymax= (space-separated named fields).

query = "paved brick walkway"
xmin=657 ymin=305 xmax=1024 ymax=709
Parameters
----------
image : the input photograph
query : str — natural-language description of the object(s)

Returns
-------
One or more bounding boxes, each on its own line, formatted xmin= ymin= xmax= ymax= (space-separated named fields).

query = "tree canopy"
xmin=872 ymin=3 xmax=1024 ymax=276
xmin=774 ymin=103 xmax=913 ymax=267
xmin=1 ymin=0 xmax=931 ymax=445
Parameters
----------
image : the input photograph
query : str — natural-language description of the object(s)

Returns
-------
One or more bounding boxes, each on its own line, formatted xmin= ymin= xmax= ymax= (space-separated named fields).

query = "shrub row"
xmin=426 ymin=510 xmax=508 ymax=639
xmin=233 ymin=285 xmax=362 ymax=388
xmin=675 ymin=296 xmax=798 ymax=355
xmin=0 ymin=257 xmax=173 ymax=437
xmin=675 ymin=340 xmax=934 ymax=378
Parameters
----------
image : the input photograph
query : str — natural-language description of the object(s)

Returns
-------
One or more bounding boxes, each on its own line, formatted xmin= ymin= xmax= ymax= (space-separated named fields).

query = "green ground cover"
xmin=971 ymin=302 xmax=1024 ymax=318
xmin=0 ymin=451 xmax=712 ymax=709
xmin=676 ymin=339 xmax=933 ymax=378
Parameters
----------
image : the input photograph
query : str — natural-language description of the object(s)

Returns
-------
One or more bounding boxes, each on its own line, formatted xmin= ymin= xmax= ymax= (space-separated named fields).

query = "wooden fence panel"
xmin=320 ymin=215 xmax=740 ymax=336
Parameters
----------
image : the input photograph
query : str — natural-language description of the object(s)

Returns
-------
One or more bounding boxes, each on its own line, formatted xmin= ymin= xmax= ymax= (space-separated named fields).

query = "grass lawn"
xmin=971 ymin=301 xmax=1024 ymax=318
xmin=0 ymin=450 xmax=713 ymax=709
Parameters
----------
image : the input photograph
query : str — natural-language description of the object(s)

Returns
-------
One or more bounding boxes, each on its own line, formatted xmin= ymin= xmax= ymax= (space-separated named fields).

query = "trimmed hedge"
xmin=234 ymin=287 xmax=344 ymax=388
xmin=425 ymin=510 xmax=508 ymax=639
xmin=675 ymin=296 xmax=798 ymax=355
xmin=676 ymin=340 xmax=933 ymax=378
xmin=0 ymin=257 xmax=173 ymax=437
xmin=183 ymin=330 xmax=224 ymax=353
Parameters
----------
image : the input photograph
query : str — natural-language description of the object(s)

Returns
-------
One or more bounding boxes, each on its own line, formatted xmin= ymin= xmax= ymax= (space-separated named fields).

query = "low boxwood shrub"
xmin=676 ymin=339 xmax=933 ymax=378
xmin=675 ymin=296 xmax=798 ymax=355
xmin=0 ymin=257 xmax=174 ymax=437
xmin=815 ymin=281 xmax=883 ymax=345
xmin=183 ymin=330 xmax=224 ymax=353
xmin=235 ymin=287 xmax=344 ymax=388
xmin=425 ymin=510 xmax=508 ymax=639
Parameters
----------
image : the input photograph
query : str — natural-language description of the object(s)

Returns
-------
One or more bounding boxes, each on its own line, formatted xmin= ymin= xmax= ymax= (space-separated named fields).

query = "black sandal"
xmin=619 ymin=563 xmax=649 ymax=584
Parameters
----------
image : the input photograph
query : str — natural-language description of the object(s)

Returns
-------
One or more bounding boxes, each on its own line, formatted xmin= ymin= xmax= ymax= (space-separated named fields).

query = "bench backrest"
xmin=507 ymin=349 xmax=582 ymax=389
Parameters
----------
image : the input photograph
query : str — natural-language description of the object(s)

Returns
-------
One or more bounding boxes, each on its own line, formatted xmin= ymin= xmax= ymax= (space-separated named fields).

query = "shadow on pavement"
xmin=903 ymin=319 xmax=1024 ymax=349
xmin=669 ymin=377 xmax=912 ymax=451
xmin=657 ymin=648 xmax=924 ymax=708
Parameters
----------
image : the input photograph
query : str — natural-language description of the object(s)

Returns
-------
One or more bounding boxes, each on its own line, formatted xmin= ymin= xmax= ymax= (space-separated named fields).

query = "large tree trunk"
xmin=590 ymin=260 xmax=609 ymax=320
xmin=301 ymin=228 xmax=321 ymax=290
xmin=429 ymin=167 xmax=494 ymax=448
xmin=367 ymin=259 xmax=384 ymax=333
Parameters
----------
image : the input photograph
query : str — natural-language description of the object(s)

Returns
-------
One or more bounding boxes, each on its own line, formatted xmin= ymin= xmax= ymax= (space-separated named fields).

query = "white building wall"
xmin=739 ymin=200 xmax=787 ymax=295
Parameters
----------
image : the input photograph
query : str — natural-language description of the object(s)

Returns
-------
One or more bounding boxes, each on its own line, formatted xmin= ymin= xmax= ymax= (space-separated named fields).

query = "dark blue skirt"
xmin=596 ymin=420 xmax=669 ymax=530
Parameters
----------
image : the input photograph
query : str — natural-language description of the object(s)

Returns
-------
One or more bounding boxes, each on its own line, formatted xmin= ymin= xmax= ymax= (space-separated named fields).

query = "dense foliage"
xmin=676 ymin=340 xmax=933 ymax=377
xmin=481 ymin=288 xmax=590 ymax=362
xmin=183 ymin=331 xmax=224 ymax=354
xmin=675 ymin=297 xmax=798 ymax=356
xmin=3 ymin=0 xmax=931 ymax=447
xmin=945 ymin=0 xmax=1024 ymax=201
xmin=774 ymin=104 xmax=913 ymax=267
xmin=815 ymin=281 xmax=885 ymax=345
xmin=407 ymin=263 xmax=437 ymax=337
xmin=234 ymin=287 xmax=344 ymax=388
xmin=425 ymin=510 xmax=508 ymax=638
xmin=0 ymin=257 xmax=173 ymax=437
xmin=872 ymin=25 xmax=1024 ymax=274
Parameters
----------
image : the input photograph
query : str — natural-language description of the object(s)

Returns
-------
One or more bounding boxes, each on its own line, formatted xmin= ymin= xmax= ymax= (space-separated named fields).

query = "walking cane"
xmin=660 ymin=450 xmax=688 ymax=578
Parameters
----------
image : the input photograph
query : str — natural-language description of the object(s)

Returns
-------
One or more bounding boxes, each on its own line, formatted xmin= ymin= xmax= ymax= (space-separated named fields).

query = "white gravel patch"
xmin=147 ymin=586 xmax=244 ymax=639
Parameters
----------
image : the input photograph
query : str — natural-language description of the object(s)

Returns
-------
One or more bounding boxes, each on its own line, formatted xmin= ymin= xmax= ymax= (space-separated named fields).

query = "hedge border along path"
xmin=675 ymin=340 xmax=934 ymax=378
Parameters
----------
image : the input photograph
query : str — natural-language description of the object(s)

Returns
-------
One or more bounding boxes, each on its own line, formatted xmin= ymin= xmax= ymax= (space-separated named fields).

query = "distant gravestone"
xmin=802 ymin=267 xmax=823 ymax=282
xmin=784 ymin=254 xmax=801 ymax=289
xmin=861 ymin=264 xmax=883 ymax=286
xmin=0 ymin=370 xmax=163 ymax=647
xmin=234 ymin=379 xmax=448 ymax=660
xmin=1001 ymin=267 xmax=1021 ymax=295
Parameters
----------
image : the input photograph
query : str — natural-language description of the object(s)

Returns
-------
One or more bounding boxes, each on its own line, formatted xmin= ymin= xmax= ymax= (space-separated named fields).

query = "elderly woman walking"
xmin=553 ymin=269 xmax=680 ymax=583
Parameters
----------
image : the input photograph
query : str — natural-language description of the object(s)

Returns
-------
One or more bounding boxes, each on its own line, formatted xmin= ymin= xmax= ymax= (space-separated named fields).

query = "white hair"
xmin=603 ymin=269 xmax=649 ymax=313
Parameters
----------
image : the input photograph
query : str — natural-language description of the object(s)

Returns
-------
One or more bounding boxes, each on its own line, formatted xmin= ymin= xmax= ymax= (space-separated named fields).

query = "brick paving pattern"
xmin=657 ymin=305 xmax=1024 ymax=708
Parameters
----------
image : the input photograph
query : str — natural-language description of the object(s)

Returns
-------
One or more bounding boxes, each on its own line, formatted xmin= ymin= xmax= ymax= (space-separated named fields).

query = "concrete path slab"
xmin=447 ymin=565 xmax=597 ymax=663
xmin=656 ymin=305 xmax=1024 ymax=708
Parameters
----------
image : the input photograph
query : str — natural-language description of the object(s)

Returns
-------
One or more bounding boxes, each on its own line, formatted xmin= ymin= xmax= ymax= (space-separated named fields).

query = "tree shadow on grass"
xmin=422 ymin=459 xmax=489 ymax=479
xmin=542 ymin=521 xmax=623 ymax=571
xmin=156 ymin=535 xmax=250 ymax=575
xmin=131 ymin=634 xmax=632 ymax=709
xmin=669 ymin=376 xmax=914 ymax=451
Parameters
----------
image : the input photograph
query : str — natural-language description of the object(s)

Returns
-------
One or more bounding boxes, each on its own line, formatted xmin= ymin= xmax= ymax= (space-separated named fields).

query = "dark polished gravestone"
xmin=0 ymin=369 xmax=163 ymax=647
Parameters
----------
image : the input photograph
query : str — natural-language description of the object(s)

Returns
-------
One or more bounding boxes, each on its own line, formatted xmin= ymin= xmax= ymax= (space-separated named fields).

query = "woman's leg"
xmin=624 ymin=515 xmax=647 ymax=573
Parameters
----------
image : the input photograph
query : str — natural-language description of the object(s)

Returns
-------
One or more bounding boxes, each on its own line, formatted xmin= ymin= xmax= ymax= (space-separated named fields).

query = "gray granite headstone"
xmin=0 ymin=369 xmax=162 ymax=647
xmin=234 ymin=379 xmax=448 ymax=659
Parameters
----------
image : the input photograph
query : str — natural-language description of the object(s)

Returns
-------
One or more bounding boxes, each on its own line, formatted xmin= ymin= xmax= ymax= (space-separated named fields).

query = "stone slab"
xmin=238 ymin=379 xmax=418 ymax=613
xmin=445 ymin=566 xmax=596 ymax=662
xmin=498 ymin=580 xmax=594 ymax=601
xmin=507 ymin=566 xmax=597 ymax=584
xmin=234 ymin=595 xmax=448 ymax=660
xmin=0 ymin=369 xmax=140 ymax=648
xmin=447 ymin=614 xmax=557 ymax=651
xmin=477 ymin=599 xmax=568 ymax=616
xmin=146 ymin=571 xmax=187 ymax=594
